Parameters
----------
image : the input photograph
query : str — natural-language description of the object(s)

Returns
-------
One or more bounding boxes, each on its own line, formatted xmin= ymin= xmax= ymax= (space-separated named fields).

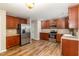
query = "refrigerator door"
xmin=20 ymin=24 xmax=30 ymax=46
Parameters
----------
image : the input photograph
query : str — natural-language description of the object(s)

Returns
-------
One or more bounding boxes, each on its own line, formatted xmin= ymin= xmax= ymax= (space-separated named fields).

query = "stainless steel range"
xmin=49 ymin=30 xmax=57 ymax=42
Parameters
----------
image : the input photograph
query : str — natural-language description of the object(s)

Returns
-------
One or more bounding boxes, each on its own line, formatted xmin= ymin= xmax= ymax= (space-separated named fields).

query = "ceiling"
xmin=0 ymin=3 xmax=77 ymax=20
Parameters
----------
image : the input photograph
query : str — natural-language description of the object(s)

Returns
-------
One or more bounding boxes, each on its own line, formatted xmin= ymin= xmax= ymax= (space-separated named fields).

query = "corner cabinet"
xmin=68 ymin=5 xmax=78 ymax=29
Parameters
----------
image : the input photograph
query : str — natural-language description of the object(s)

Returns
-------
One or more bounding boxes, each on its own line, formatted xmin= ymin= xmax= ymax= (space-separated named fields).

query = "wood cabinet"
xmin=68 ymin=5 xmax=78 ymax=29
xmin=6 ymin=15 xmax=27 ymax=29
xmin=41 ymin=20 xmax=50 ymax=29
xmin=6 ymin=35 xmax=20 ymax=49
xmin=65 ymin=17 xmax=69 ymax=29
xmin=41 ymin=18 xmax=68 ymax=29
xmin=19 ymin=18 xmax=27 ymax=24
xmin=78 ymin=6 xmax=79 ymax=29
xmin=62 ymin=39 xmax=78 ymax=56
xmin=56 ymin=33 xmax=62 ymax=43
xmin=40 ymin=33 xmax=49 ymax=40
xmin=6 ymin=16 xmax=18 ymax=29
xmin=56 ymin=18 xmax=66 ymax=29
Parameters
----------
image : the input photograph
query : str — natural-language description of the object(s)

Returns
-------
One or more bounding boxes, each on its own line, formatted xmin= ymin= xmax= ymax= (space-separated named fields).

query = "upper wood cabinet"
xmin=41 ymin=18 xmax=68 ymax=29
xmin=6 ymin=16 xmax=19 ymax=29
xmin=65 ymin=17 xmax=69 ymax=29
xmin=41 ymin=20 xmax=50 ymax=29
xmin=6 ymin=15 xmax=28 ymax=29
xmin=68 ymin=5 xmax=78 ymax=29
xmin=19 ymin=18 xmax=27 ymax=24
xmin=56 ymin=18 xmax=66 ymax=29
xmin=78 ymin=6 xmax=79 ymax=29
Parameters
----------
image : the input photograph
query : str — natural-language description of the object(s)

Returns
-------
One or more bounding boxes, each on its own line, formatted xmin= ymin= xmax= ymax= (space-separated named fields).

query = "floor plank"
xmin=0 ymin=40 xmax=61 ymax=56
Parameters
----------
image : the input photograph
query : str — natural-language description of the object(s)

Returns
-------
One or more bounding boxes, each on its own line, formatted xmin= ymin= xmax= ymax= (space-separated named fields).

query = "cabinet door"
xmin=40 ymin=33 xmax=49 ymax=40
xmin=14 ymin=18 xmax=20 ymax=28
xmin=50 ymin=20 xmax=56 ymax=26
xmin=45 ymin=20 xmax=50 ymax=29
xmin=78 ymin=6 xmax=79 ymax=29
xmin=56 ymin=19 xmax=65 ymax=29
xmin=56 ymin=34 xmax=62 ymax=43
xmin=20 ymin=19 xmax=27 ymax=24
xmin=62 ymin=39 xmax=78 ymax=56
xmin=6 ymin=16 xmax=20 ymax=29
xmin=65 ymin=17 xmax=69 ymax=29
xmin=6 ymin=37 xmax=13 ymax=49
xmin=14 ymin=36 xmax=20 ymax=45
xmin=6 ymin=36 xmax=20 ymax=49
xmin=68 ymin=6 xmax=78 ymax=28
xmin=41 ymin=21 xmax=46 ymax=29
xmin=41 ymin=20 xmax=50 ymax=29
xmin=6 ymin=16 xmax=15 ymax=29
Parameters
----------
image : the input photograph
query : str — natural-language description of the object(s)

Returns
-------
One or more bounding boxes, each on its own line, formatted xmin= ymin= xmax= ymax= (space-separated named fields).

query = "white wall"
xmin=0 ymin=10 xmax=6 ymax=53
xmin=30 ymin=20 xmax=41 ymax=40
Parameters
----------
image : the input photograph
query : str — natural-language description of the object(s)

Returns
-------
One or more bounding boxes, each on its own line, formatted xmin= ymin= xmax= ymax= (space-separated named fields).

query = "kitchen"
xmin=0 ymin=3 xmax=79 ymax=56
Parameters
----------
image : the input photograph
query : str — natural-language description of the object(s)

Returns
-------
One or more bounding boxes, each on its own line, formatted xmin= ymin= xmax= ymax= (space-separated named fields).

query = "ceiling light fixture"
xmin=26 ymin=3 xmax=35 ymax=9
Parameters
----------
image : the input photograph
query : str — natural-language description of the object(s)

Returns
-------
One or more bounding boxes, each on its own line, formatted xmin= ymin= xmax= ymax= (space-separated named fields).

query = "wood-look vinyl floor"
xmin=0 ymin=40 xmax=61 ymax=56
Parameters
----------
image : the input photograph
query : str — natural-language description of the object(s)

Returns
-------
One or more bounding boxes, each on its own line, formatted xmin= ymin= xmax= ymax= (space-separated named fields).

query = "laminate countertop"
xmin=6 ymin=34 xmax=20 ymax=37
xmin=61 ymin=36 xmax=79 ymax=41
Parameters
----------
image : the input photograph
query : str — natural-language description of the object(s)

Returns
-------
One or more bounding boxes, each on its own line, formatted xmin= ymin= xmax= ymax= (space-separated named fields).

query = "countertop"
xmin=6 ymin=29 xmax=20 ymax=37
xmin=61 ymin=36 xmax=79 ymax=41
xmin=6 ymin=34 xmax=20 ymax=37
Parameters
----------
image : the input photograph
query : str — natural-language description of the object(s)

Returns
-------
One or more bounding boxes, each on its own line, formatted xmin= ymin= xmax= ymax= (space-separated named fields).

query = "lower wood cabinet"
xmin=62 ymin=39 xmax=78 ymax=56
xmin=56 ymin=33 xmax=62 ymax=43
xmin=6 ymin=35 xmax=20 ymax=49
xmin=40 ymin=33 xmax=49 ymax=40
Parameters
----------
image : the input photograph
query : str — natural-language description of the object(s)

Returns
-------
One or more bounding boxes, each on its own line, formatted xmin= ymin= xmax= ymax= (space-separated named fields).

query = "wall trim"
xmin=0 ymin=49 xmax=6 ymax=53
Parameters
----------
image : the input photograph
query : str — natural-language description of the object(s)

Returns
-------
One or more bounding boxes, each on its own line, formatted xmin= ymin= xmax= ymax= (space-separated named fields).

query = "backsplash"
xmin=41 ymin=29 xmax=57 ymax=33
xmin=6 ymin=29 xmax=18 ymax=36
xmin=41 ymin=29 xmax=70 ymax=34
xmin=57 ymin=29 xmax=70 ymax=34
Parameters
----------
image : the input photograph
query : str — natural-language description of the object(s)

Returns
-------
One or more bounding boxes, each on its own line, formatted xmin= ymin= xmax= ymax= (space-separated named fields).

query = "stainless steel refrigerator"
xmin=17 ymin=24 xmax=30 ymax=46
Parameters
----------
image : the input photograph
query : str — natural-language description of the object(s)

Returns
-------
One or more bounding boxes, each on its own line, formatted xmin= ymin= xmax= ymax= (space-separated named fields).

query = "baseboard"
xmin=0 ymin=49 xmax=6 ymax=53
